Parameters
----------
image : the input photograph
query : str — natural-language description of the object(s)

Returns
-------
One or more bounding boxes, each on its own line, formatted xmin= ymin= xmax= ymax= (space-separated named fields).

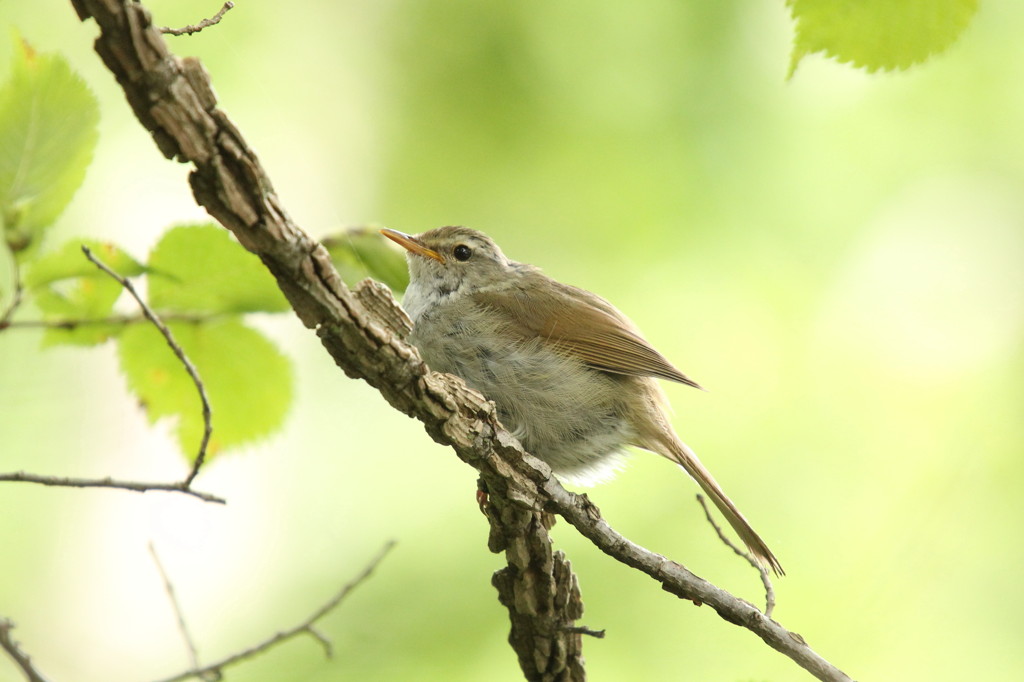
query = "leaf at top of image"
xmin=118 ymin=317 xmax=293 ymax=461
xmin=147 ymin=223 xmax=290 ymax=314
xmin=25 ymin=239 xmax=144 ymax=347
xmin=322 ymin=226 xmax=410 ymax=293
xmin=0 ymin=38 xmax=99 ymax=256
xmin=788 ymin=0 xmax=979 ymax=76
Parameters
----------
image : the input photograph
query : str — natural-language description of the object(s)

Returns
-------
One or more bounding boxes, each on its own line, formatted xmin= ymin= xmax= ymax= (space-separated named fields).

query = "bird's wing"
xmin=473 ymin=278 xmax=703 ymax=389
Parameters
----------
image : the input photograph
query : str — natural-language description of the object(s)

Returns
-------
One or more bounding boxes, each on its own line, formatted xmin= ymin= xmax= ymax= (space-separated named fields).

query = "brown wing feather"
xmin=473 ymin=276 xmax=703 ymax=389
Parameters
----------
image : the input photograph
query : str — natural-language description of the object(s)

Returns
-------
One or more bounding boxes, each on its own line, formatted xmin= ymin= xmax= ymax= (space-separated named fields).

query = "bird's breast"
xmin=408 ymin=300 xmax=637 ymax=484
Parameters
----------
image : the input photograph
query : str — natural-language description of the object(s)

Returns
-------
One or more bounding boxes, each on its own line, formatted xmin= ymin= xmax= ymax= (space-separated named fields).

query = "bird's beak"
xmin=380 ymin=229 xmax=446 ymax=264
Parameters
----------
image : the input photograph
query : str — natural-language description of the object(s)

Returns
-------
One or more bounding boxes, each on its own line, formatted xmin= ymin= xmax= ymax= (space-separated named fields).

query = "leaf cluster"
xmin=0 ymin=40 xmax=416 ymax=462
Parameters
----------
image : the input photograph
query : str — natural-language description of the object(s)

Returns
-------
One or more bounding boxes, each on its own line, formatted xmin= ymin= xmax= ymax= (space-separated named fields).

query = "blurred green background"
xmin=2 ymin=1 xmax=1023 ymax=680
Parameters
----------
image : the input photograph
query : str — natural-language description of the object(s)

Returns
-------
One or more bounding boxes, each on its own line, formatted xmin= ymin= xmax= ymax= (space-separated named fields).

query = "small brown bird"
xmin=382 ymin=226 xmax=782 ymax=575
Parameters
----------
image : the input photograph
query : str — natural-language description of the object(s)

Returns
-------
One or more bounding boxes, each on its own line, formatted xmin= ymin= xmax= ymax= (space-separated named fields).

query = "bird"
xmin=381 ymin=226 xmax=782 ymax=575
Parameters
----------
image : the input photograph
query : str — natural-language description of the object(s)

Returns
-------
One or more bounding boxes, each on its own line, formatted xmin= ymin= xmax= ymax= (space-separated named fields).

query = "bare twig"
xmin=696 ymin=494 xmax=776 ymax=618
xmin=0 ymin=619 xmax=49 ymax=682
xmin=151 ymin=541 xmax=396 ymax=682
xmin=563 ymin=625 xmax=606 ymax=639
xmin=149 ymin=543 xmax=201 ymax=672
xmin=0 ymin=259 xmax=24 ymax=331
xmin=159 ymin=2 xmax=234 ymax=36
xmin=0 ymin=472 xmax=225 ymax=504
xmin=305 ymin=627 xmax=333 ymax=658
xmin=2 ymin=312 xmax=221 ymax=330
xmin=81 ymin=246 xmax=213 ymax=484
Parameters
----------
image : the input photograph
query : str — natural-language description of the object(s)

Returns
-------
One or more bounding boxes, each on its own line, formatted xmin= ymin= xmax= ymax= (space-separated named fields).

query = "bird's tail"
xmin=665 ymin=437 xmax=784 ymax=576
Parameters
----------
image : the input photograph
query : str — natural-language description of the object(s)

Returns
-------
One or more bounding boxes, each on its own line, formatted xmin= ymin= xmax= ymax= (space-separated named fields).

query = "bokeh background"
xmin=2 ymin=1 xmax=1023 ymax=680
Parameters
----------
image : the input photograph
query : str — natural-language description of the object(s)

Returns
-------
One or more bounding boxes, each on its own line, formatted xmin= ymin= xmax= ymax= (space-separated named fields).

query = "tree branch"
xmin=149 ymin=543 xmax=201 ymax=672
xmin=0 ymin=472 xmax=225 ymax=504
xmin=697 ymin=493 xmax=776 ymax=618
xmin=0 ymin=619 xmax=48 ymax=682
xmin=151 ymin=540 xmax=395 ymax=682
xmin=2 ymin=311 xmax=221 ymax=330
xmin=536 ymin=482 xmax=847 ymax=679
xmin=81 ymin=246 xmax=213 ymax=482
xmin=158 ymin=2 xmax=234 ymax=37
xmin=68 ymin=1 xmax=853 ymax=679
xmin=484 ymin=479 xmax=586 ymax=679
xmin=0 ymin=258 xmax=24 ymax=331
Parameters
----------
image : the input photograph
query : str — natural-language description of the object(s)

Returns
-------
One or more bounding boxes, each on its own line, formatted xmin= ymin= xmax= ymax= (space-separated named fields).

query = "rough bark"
xmin=67 ymin=2 xmax=853 ymax=680
xmin=487 ymin=484 xmax=586 ymax=681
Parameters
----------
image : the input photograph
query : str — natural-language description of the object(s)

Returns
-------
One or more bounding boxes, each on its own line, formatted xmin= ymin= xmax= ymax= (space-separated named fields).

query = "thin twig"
xmin=305 ymin=627 xmax=333 ymax=658
xmin=81 ymin=246 xmax=213 ymax=485
xmin=159 ymin=2 xmax=234 ymax=36
xmin=696 ymin=494 xmax=776 ymax=618
xmin=0 ymin=259 xmax=24 ymax=331
xmin=0 ymin=619 xmax=49 ymax=682
xmin=3 ymin=312 xmax=220 ymax=330
xmin=151 ymin=540 xmax=396 ymax=682
xmin=563 ymin=625 xmax=606 ymax=639
xmin=149 ymin=543 xmax=201 ymax=672
xmin=0 ymin=472 xmax=225 ymax=504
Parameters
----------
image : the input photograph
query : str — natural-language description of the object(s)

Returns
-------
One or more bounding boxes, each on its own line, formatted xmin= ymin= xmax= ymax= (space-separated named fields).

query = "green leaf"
xmin=322 ymin=227 xmax=410 ymax=293
xmin=25 ymin=240 xmax=144 ymax=347
xmin=0 ymin=39 xmax=99 ymax=256
xmin=147 ymin=224 xmax=290 ymax=314
xmin=788 ymin=0 xmax=979 ymax=75
xmin=118 ymin=317 xmax=293 ymax=460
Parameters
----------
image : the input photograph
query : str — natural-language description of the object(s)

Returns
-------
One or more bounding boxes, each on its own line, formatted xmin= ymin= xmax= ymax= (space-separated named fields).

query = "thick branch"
xmin=484 ymin=480 xmax=586 ymax=680
xmin=69 ymin=1 xmax=852 ymax=680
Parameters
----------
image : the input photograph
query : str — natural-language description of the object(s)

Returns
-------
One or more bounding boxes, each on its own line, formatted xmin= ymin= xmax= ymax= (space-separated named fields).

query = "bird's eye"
xmin=453 ymin=244 xmax=472 ymax=261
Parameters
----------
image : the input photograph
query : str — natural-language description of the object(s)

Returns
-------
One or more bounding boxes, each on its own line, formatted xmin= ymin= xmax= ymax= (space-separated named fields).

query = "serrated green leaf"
xmin=322 ymin=227 xmax=410 ymax=293
xmin=26 ymin=240 xmax=145 ymax=347
xmin=147 ymin=224 xmax=290 ymax=314
xmin=0 ymin=39 xmax=99 ymax=256
xmin=118 ymin=317 xmax=293 ymax=460
xmin=788 ymin=0 xmax=979 ymax=75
